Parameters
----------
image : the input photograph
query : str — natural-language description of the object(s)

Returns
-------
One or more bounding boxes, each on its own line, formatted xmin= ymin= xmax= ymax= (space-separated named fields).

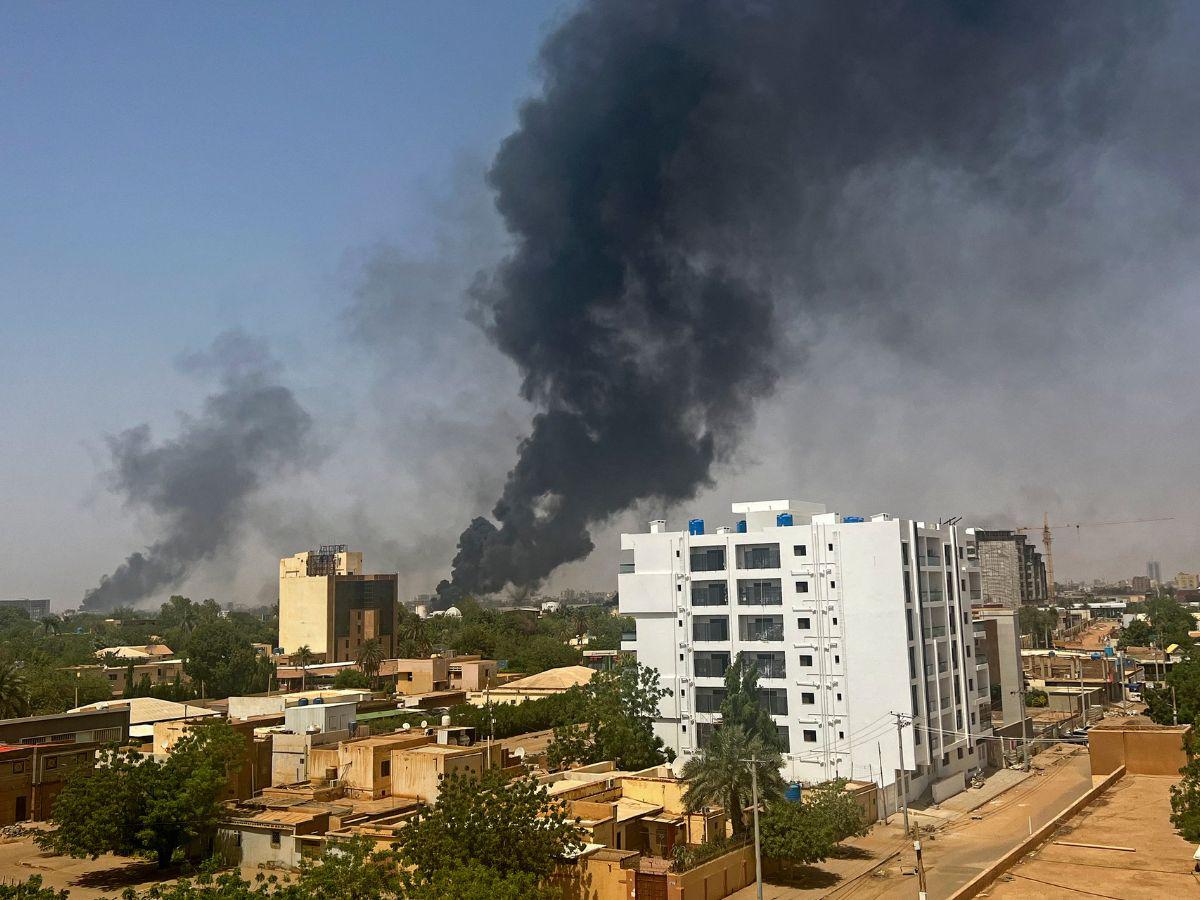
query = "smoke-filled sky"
xmin=3 ymin=1 xmax=1200 ymax=611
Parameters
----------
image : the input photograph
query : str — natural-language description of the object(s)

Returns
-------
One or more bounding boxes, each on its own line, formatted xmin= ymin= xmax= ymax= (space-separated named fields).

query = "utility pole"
xmin=1011 ymin=688 xmax=1031 ymax=770
xmin=877 ymin=741 xmax=889 ymax=823
xmin=893 ymin=712 xmax=910 ymax=835
xmin=1172 ymin=684 xmax=1179 ymax=726
xmin=750 ymin=755 xmax=764 ymax=900
xmin=914 ymin=838 xmax=929 ymax=900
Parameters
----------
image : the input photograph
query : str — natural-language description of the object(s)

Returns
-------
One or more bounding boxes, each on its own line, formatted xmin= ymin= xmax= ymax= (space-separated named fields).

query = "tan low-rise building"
xmin=469 ymin=665 xmax=595 ymax=706
xmin=0 ymin=742 xmax=98 ymax=826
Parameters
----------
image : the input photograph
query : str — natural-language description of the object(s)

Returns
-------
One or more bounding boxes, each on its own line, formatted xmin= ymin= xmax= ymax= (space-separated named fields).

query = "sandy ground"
xmin=1055 ymin=622 xmax=1118 ymax=652
xmin=0 ymin=829 xmax=175 ymax=899
xmin=983 ymin=774 xmax=1200 ymax=899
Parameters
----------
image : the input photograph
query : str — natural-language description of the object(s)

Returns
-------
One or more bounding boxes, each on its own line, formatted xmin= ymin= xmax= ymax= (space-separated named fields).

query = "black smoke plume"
xmin=83 ymin=331 xmax=320 ymax=611
xmin=444 ymin=0 xmax=1169 ymax=597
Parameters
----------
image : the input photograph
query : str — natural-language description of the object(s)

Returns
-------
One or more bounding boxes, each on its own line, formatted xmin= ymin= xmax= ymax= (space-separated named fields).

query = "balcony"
xmin=924 ymin=625 xmax=947 ymax=639
xmin=738 ymin=624 xmax=784 ymax=642
xmin=921 ymin=590 xmax=944 ymax=604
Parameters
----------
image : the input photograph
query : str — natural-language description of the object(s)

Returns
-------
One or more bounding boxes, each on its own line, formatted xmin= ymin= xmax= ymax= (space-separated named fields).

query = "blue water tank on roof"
xmin=844 ymin=516 xmax=864 ymax=523
xmin=736 ymin=520 xmax=747 ymax=533
xmin=298 ymin=698 xmax=309 ymax=706
xmin=688 ymin=518 xmax=705 ymax=535
xmin=785 ymin=782 xmax=803 ymax=802
xmin=313 ymin=697 xmax=324 ymax=704
xmin=776 ymin=513 xmax=793 ymax=527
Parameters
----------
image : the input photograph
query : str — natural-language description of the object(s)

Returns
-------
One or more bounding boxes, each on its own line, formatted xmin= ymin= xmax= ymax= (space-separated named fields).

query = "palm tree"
xmin=294 ymin=645 xmax=315 ymax=691
xmin=397 ymin=614 xmax=431 ymax=658
xmin=681 ymin=725 xmax=784 ymax=834
xmin=571 ymin=610 xmax=589 ymax=645
xmin=37 ymin=614 xmax=63 ymax=638
xmin=355 ymin=638 xmax=386 ymax=689
xmin=0 ymin=660 xmax=32 ymax=719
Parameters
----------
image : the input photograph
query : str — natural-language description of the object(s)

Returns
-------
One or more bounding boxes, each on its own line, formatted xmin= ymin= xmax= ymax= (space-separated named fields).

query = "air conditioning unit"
xmin=679 ymin=641 xmax=690 ymax=649
xmin=678 ymin=676 xmax=691 ymax=684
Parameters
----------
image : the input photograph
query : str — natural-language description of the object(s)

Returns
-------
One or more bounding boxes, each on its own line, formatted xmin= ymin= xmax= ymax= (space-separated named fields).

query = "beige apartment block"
xmin=278 ymin=547 xmax=398 ymax=662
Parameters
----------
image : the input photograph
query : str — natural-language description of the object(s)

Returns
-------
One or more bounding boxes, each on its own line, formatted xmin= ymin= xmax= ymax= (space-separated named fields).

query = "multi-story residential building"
xmin=0 ymin=598 xmax=51 ymax=620
xmin=974 ymin=531 xmax=1046 ymax=608
xmin=1174 ymin=572 xmax=1198 ymax=591
xmin=1131 ymin=575 xmax=1152 ymax=593
xmin=278 ymin=547 xmax=398 ymax=662
xmin=620 ymin=499 xmax=993 ymax=806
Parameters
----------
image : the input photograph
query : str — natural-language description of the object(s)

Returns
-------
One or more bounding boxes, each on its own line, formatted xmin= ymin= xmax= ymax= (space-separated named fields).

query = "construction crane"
xmin=1014 ymin=514 xmax=1175 ymax=600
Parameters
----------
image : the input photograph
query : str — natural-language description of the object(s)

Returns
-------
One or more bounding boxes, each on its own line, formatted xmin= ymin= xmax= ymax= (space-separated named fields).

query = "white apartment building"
xmin=619 ymin=500 xmax=994 ymax=805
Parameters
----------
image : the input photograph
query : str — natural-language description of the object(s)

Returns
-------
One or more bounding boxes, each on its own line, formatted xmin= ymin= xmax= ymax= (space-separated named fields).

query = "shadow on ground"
xmin=766 ymin=866 xmax=843 ymax=889
xmin=71 ymin=860 xmax=174 ymax=893
xmin=827 ymin=844 xmax=875 ymax=861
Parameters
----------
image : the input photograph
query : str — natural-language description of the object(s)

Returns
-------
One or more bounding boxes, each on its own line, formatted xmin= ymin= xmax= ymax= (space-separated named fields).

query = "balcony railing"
xmin=693 ymin=623 xmax=729 ymax=642
xmin=739 ymin=625 xmax=784 ymax=642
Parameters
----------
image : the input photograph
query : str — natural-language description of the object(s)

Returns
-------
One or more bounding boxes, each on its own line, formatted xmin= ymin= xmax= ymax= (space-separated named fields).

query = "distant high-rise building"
xmin=1147 ymin=561 xmax=1162 ymax=584
xmin=1175 ymin=573 xmax=1199 ymax=591
xmin=974 ymin=531 xmax=1047 ymax=608
xmin=1131 ymin=575 xmax=1151 ymax=592
xmin=277 ymin=547 xmax=398 ymax=661
xmin=0 ymin=598 xmax=51 ymax=620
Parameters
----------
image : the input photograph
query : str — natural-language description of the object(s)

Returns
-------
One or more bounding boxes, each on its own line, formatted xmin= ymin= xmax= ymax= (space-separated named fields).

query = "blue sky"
xmin=0 ymin=2 xmax=565 ymax=603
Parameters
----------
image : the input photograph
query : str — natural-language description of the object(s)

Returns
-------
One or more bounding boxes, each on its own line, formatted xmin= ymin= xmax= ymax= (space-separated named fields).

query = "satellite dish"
xmin=402 ymin=722 xmax=411 ymax=730
xmin=513 ymin=747 xmax=526 ymax=760
xmin=420 ymin=720 xmax=428 ymax=728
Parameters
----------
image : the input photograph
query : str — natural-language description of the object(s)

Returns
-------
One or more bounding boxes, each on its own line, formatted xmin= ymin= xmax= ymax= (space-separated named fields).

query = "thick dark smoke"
xmin=83 ymin=331 xmax=320 ymax=611
xmin=443 ymin=0 xmax=1170 ymax=597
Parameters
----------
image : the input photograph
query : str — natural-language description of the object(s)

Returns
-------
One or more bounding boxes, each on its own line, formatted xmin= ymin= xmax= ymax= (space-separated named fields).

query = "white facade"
xmin=619 ymin=500 xmax=993 ymax=804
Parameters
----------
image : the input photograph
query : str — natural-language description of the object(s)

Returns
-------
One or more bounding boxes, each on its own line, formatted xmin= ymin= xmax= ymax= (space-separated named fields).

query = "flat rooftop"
xmin=985 ymin=774 xmax=1196 ymax=898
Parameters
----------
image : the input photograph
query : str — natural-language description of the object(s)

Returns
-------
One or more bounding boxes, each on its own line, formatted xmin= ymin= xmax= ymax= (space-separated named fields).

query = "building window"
xmin=829 ymin=580 xmax=836 ymax=589
xmin=695 ymin=687 xmax=727 ymax=713
xmin=802 ymin=729 xmax=818 ymax=743
xmin=839 ymin=731 xmax=845 ymax=740
xmin=738 ymin=544 xmax=781 ymax=569
xmin=902 ymin=542 xmax=910 ymax=566
xmin=827 ymin=543 xmax=833 ymax=552
xmin=271 ymin=832 xmax=281 ymax=849
xmin=738 ymin=615 xmax=784 ymax=642
xmin=795 ymin=581 xmax=809 ymax=593
xmin=801 ymin=692 xmax=815 ymax=705
xmin=794 ymin=545 xmax=807 ymax=557
xmin=836 ymin=692 xmax=842 ymax=701
xmin=833 ymin=655 xmax=840 ymax=664
xmin=694 ymin=651 xmax=731 ymax=678
xmin=832 ymin=617 xmax=837 ymax=625
xmin=696 ymin=723 xmax=717 ymax=749
xmin=692 ymin=617 xmax=729 ymax=642
xmin=798 ymin=654 xmax=813 ymax=666
xmin=797 ymin=617 xmax=811 ymax=629
xmin=692 ymin=582 xmax=729 ymax=607
xmin=690 ymin=547 xmax=726 ymax=572
xmin=775 ymin=726 xmax=790 ymax=751
xmin=381 ymin=760 xmax=390 ymax=777
xmin=738 ymin=579 xmax=782 ymax=605
xmin=752 ymin=652 xmax=786 ymax=678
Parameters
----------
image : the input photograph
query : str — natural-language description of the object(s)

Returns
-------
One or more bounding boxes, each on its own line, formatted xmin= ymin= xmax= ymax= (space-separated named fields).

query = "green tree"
xmin=355 ymin=638 xmax=386 ymax=689
xmin=1170 ymin=734 xmax=1200 ymax=841
xmin=546 ymin=663 xmax=667 ymax=770
xmin=333 ymin=668 xmax=371 ymax=689
xmin=722 ymin=653 xmax=781 ymax=748
xmin=1018 ymin=606 xmax=1058 ymax=649
xmin=184 ymin=619 xmax=271 ymax=699
xmin=1025 ymin=688 xmax=1049 ymax=707
xmin=759 ymin=779 xmax=869 ymax=868
xmin=0 ymin=658 xmax=31 ymax=718
xmin=0 ymin=876 xmax=69 ymax=900
xmin=293 ymin=645 xmax=316 ymax=691
xmin=25 ymin=664 xmax=111 ymax=714
xmin=396 ymin=612 xmax=431 ymax=658
xmin=1146 ymin=653 xmax=1200 ymax=727
xmin=1118 ymin=618 xmax=1152 ymax=648
xmin=1144 ymin=596 xmax=1196 ymax=649
xmin=497 ymin=634 xmax=581 ymax=674
xmin=397 ymin=770 xmax=583 ymax=886
xmin=39 ymin=721 xmax=244 ymax=868
xmin=681 ymin=725 xmax=784 ymax=835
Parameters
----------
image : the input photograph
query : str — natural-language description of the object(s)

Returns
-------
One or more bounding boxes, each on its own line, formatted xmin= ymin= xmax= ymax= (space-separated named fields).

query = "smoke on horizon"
xmin=440 ymin=0 xmax=1174 ymax=598
xmin=82 ymin=331 xmax=321 ymax=611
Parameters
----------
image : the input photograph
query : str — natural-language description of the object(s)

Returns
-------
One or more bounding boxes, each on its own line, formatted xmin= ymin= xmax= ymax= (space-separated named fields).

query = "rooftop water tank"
xmin=776 ymin=512 xmax=794 ymax=527
xmin=298 ymin=697 xmax=309 ymax=706
xmin=785 ymin=782 xmax=803 ymax=802
xmin=313 ymin=697 xmax=324 ymax=705
xmin=844 ymin=516 xmax=864 ymax=523
xmin=736 ymin=520 xmax=747 ymax=533
xmin=688 ymin=518 xmax=705 ymax=536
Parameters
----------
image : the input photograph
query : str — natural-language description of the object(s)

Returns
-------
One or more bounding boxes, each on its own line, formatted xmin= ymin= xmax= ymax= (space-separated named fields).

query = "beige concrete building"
xmin=1174 ymin=571 xmax=1199 ymax=590
xmin=278 ymin=547 xmax=398 ymax=662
